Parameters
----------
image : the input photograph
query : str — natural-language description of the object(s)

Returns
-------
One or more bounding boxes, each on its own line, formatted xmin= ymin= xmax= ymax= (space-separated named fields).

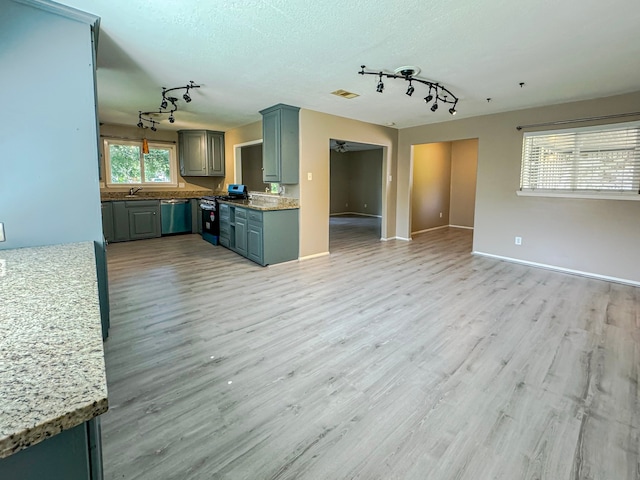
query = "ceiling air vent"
xmin=331 ymin=89 xmax=359 ymax=99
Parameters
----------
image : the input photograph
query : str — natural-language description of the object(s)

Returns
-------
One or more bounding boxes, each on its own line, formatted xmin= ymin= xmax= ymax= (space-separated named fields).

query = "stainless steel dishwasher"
xmin=160 ymin=199 xmax=192 ymax=235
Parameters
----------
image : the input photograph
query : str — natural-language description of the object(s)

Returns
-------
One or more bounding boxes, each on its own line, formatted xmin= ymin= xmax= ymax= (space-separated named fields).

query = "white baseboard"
xmin=412 ymin=225 xmax=449 ymax=235
xmin=381 ymin=236 xmax=411 ymax=241
xmin=330 ymin=212 xmax=382 ymax=218
xmin=298 ymin=251 xmax=330 ymax=261
xmin=472 ymin=251 xmax=640 ymax=287
xmin=449 ymin=224 xmax=474 ymax=230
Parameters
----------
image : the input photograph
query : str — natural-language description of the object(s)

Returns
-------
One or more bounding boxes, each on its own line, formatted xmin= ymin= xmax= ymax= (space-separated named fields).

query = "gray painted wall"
xmin=330 ymin=149 xmax=383 ymax=216
xmin=0 ymin=0 xmax=102 ymax=251
xmin=398 ymin=91 xmax=640 ymax=284
xmin=412 ymin=142 xmax=452 ymax=232
xmin=241 ymin=144 xmax=265 ymax=192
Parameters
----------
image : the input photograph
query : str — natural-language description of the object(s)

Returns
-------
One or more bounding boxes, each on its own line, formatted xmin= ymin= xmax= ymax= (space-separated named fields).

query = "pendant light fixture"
xmin=359 ymin=65 xmax=458 ymax=115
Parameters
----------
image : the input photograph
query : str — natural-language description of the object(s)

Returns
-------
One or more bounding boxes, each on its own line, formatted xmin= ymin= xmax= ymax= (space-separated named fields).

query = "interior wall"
xmin=350 ymin=150 xmax=383 ymax=216
xmin=299 ymin=110 xmax=398 ymax=257
xmin=0 ymin=1 xmax=103 ymax=250
xmin=330 ymin=149 xmax=383 ymax=216
xmin=450 ymin=139 xmax=478 ymax=228
xmin=397 ymin=91 xmax=640 ymax=283
xmin=411 ymin=142 xmax=452 ymax=233
xmin=330 ymin=151 xmax=350 ymax=213
xmin=240 ymin=144 xmax=264 ymax=192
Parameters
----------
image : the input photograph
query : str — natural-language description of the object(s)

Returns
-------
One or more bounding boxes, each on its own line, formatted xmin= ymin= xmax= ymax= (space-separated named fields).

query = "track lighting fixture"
xmin=359 ymin=65 xmax=459 ymax=115
xmin=406 ymin=81 xmax=414 ymax=96
xmin=376 ymin=73 xmax=384 ymax=93
xmin=136 ymin=81 xmax=200 ymax=130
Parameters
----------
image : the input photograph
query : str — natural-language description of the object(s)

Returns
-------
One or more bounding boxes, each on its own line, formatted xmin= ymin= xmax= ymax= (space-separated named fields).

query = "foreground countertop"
xmin=0 ymin=242 xmax=108 ymax=459
xmin=217 ymin=198 xmax=300 ymax=211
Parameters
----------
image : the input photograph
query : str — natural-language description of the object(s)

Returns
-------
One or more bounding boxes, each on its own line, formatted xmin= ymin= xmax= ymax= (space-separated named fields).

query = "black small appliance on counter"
xmin=199 ymin=184 xmax=248 ymax=245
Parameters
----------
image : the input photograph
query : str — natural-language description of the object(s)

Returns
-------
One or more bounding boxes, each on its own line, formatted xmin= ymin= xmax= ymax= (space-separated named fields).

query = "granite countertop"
xmin=0 ymin=243 xmax=108 ymax=459
xmin=217 ymin=197 xmax=300 ymax=211
xmin=100 ymin=189 xmax=216 ymax=201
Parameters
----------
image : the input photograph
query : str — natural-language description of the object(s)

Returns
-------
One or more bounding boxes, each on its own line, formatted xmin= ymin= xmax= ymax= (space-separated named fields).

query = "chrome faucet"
xmin=129 ymin=187 xmax=143 ymax=196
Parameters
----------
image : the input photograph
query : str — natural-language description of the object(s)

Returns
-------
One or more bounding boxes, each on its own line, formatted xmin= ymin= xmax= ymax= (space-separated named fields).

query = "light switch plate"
xmin=307 ymin=172 xmax=312 ymax=181
xmin=0 ymin=222 xmax=5 ymax=242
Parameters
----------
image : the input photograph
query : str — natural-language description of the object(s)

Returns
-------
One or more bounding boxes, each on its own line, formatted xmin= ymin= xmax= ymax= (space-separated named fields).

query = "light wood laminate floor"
xmin=102 ymin=218 xmax=639 ymax=480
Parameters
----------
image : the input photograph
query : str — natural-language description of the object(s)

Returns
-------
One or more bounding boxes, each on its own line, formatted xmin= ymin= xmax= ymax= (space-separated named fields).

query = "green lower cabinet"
xmin=128 ymin=206 xmax=160 ymax=240
xmin=100 ymin=202 xmax=113 ymax=243
xmin=104 ymin=201 xmax=161 ymax=242
xmin=0 ymin=418 xmax=103 ymax=480
xmin=222 ymin=204 xmax=298 ymax=266
xmin=234 ymin=216 xmax=248 ymax=256
xmin=247 ymin=222 xmax=264 ymax=264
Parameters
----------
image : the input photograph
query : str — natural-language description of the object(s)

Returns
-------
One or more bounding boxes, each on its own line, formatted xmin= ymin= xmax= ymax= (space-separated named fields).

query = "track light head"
xmin=150 ymin=125 xmax=157 ymax=132
xmin=424 ymin=94 xmax=433 ymax=103
xmin=406 ymin=85 xmax=415 ymax=96
xmin=168 ymin=114 xmax=175 ymax=124
xmin=449 ymin=107 xmax=457 ymax=115
xmin=431 ymin=102 xmax=438 ymax=112
xmin=183 ymin=93 xmax=191 ymax=103
xmin=160 ymin=99 xmax=168 ymax=109
xmin=376 ymin=81 xmax=384 ymax=93
xmin=137 ymin=121 xmax=144 ymax=128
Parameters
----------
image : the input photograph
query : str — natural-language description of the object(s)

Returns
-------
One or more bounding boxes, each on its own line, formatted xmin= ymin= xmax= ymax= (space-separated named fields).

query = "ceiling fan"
xmin=334 ymin=140 xmax=348 ymax=153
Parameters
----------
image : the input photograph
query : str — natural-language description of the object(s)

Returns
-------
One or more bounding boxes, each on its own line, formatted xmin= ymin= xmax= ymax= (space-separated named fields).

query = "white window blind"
xmin=520 ymin=121 xmax=640 ymax=195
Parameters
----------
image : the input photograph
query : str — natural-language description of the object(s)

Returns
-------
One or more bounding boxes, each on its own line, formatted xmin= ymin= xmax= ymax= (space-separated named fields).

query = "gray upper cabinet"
xmin=178 ymin=130 xmax=225 ymax=176
xmin=259 ymin=104 xmax=300 ymax=184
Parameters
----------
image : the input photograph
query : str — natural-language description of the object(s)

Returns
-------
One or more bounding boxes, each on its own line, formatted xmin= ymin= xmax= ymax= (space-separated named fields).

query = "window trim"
xmin=103 ymin=138 xmax=178 ymax=188
xmin=518 ymin=121 xmax=640 ymax=200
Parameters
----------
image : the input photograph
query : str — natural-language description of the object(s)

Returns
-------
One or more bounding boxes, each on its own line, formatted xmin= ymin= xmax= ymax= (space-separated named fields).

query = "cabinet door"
xmin=179 ymin=131 xmax=206 ymax=176
xmin=128 ymin=207 xmax=160 ymax=240
xmin=101 ymin=202 xmax=114 ymax=243
xmin=235 ymin=217 xmax=248 ymax=256
xmin=248 ymin=223 xmax=264 ymax=265
xmin=112 ymin=202 xmax=130 ymax=242
xmin=207 ymin=131 xmax=225 ymax=176
xmin=262 ymin=109 xmax=281 ymax=183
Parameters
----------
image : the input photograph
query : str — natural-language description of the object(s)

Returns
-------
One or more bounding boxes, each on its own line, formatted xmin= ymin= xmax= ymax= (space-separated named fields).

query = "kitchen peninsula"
xmin=0 ymin=243 xmax=108 ymax=479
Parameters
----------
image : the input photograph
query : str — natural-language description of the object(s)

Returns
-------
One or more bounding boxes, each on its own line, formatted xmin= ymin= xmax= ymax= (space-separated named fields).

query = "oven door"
xmin=200 ymin=203 xmax=219 ymax=245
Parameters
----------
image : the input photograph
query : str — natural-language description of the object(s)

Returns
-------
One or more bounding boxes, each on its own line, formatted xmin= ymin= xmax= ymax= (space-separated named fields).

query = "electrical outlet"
xmin=364 ymin=204 xmax=367 ymax=208
xmin=178 ymin=182 xmax=185 ymax=188
xmin=515 ymin=236 xmax=522 ymax=245
xmin=388 ymin=175 xmax=393 ymax=182
xmin=439 ymin=212 xmax=443 ymax=218
xmin=0 ymin=223 xmax=5 ymax=242
xmin=307 ymin=172 xmax=313 ymax=181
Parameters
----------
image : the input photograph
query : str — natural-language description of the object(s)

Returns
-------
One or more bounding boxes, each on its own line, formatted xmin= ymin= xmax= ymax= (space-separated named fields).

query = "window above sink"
xmin=103 ymin=138 xmax=178 ymax=187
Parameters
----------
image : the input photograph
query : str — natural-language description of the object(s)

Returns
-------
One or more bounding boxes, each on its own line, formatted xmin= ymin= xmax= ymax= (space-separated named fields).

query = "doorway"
xmin=234 ymin=140 xmax=264 ymax=192
xmin=329 ymin=139 xmax=383 ymax=252
xmin=410 ymin=138 xmax=478 ymax=239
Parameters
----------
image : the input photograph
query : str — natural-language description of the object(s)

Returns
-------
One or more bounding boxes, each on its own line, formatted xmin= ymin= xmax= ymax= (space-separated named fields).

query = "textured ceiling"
xmin=59 ymin=0 xmax=640 ymax=132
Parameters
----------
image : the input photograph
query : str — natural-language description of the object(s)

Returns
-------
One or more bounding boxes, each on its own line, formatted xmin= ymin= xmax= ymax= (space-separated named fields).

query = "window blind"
xmin=520 ymin=121 xmax=640 ymax=194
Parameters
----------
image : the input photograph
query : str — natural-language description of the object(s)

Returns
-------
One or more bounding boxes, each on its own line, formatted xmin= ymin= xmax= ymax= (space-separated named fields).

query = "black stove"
xmin=199 ymin=184 xmax=248 ymax=245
